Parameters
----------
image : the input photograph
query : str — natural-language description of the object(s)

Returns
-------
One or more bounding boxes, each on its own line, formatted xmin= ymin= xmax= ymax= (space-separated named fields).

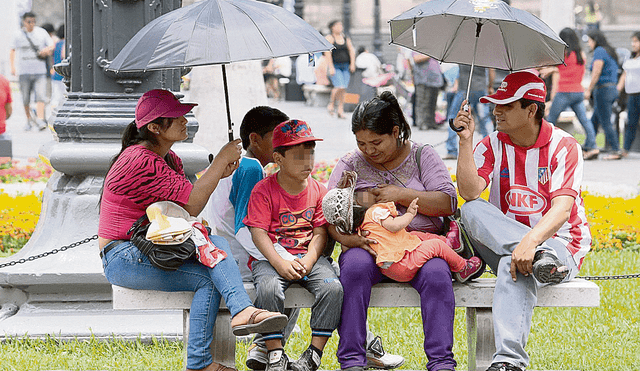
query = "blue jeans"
xmin=591 ymin=85 xmax=619 ymax=151
xmin=446 ymin=90 xmax=493 ymax=156
xmin=625 ymin=93 xmax=640 ymax=151
xmin=547 ymin=92 xmax=597 ymax=150
xmin=101 ymin=237 xmax=253 ymax=370
xmin=460 ymin=199 xmax=579 ymax=369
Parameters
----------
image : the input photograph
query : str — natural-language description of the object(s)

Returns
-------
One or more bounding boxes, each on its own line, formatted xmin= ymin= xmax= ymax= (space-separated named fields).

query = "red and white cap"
xmin=480 ymin=71 xmax=547 ymax=105
xmin=272 ymin=120 xmax=323 ymax=148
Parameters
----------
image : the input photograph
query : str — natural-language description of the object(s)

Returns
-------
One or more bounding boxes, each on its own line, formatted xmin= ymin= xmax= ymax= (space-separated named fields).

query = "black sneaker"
xmin=265 ymin=350 xmax=290 ymax=371
xmin=486 ymin=362 xmax=525 ymax=371
xmin=532 ymin=250 xmax=568 ymax=284
xmin=290 ymin=348 xmax=321 ymax=371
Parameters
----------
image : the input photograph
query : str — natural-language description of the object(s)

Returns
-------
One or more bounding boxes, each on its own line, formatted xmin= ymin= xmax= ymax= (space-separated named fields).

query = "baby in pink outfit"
xmin=323 ymin=171 xmax=483 ymax=282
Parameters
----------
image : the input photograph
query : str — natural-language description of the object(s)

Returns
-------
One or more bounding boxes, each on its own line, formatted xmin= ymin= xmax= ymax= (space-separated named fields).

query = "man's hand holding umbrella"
xmin=451 ymin=99 xmax=476 ymax=141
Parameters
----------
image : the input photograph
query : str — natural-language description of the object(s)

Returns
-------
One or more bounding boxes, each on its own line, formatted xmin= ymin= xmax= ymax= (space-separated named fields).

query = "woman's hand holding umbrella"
xmin=214 ymin=138 xmax=243 ymax=178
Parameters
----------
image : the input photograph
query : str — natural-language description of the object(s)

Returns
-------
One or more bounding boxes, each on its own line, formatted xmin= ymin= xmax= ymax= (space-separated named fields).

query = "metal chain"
xmin=578 ymin=273 xmax=640 ymax=281
xmin=1 ymin=234 xmax=638 ymax=280
xmin=0 ymin=235 xmax=99 ymax=270
xmin=485 ymin=267 xmax=639 ymax=281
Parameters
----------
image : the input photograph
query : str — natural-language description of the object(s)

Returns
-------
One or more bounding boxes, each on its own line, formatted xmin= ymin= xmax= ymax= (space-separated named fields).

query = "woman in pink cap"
xmin=98 ymin=89 xmax=287 ymax=371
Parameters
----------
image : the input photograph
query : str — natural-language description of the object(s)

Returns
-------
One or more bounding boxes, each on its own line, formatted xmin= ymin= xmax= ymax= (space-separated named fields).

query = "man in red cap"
xmin=244 ymin=120 xmax=343 ymax=371
xmin=451 ymin=71 xmax=591 ymax=371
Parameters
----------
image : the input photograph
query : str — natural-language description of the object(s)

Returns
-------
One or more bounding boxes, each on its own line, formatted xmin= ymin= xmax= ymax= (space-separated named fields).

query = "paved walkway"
xmin=3 ymin=90 xmax=640 ymax=197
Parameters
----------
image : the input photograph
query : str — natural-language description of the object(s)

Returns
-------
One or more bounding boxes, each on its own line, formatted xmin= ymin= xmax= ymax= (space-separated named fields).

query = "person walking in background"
xmin=50 ymin=25 xmax=66 ymax=115
xmin=9 ymin=12 xmax=53 ymax=131
xmin=584 ymin=1 xmax=603 ymax=33
xmin=0 ymin=74 xmax=12 ymax=138
xmin=444 ymin=64 xmax=493 ymax=159
xmin=411 ymin=53 xmax=443 ymax=131
xmin=325 ymin=20 xmax=356 ymax=119
xmin=585 ymin=29 xmax=621 ymax=160
xmin=546 ymin=28 xmax=600 ymax=160
xmin=51 ymin=24 xmax=67 ymax=115
xmin=617 ymin=31 xmax=640 ymax=158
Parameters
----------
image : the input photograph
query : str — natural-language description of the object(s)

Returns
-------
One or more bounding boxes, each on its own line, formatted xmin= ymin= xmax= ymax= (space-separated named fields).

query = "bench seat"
xmin=112 ymin=278 xmax=599 ymax=371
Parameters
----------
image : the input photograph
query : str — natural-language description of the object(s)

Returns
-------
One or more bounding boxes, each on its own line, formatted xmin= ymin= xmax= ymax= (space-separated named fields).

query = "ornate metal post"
xmin=373 ymin=0 xmax=383 ymax=62
xmin=343 ymin=0 xmax=351 ymax=35
xmin=0 ymin=0 xmax=208 ymax=309
xmin=294 ymin=0 xmax=303 ymax=18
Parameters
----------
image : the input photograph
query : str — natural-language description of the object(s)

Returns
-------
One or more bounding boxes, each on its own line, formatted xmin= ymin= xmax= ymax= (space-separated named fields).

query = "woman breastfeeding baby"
xmin=323 ymin=171 xmax=482 ymax=283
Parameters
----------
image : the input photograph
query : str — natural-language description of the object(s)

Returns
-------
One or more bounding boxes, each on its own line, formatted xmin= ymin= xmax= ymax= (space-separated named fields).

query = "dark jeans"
xmin=591 ymin=85 xmax=619 ymax=151
xmin=337 ymin=247 xmax=457 ymax=371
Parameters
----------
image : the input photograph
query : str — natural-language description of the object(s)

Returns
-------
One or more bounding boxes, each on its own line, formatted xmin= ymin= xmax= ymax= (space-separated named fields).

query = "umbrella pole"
xmin=222 ymin=64 xmax=234 ymax=142
xmin=464 ymin=22 xmax=483 ymax=109
xmin=451 ymin=22 xmax=483 ymax=133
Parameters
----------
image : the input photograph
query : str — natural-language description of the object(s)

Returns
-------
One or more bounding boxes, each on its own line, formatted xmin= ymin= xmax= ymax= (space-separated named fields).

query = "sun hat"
xmin=135 ymin=89 xmax=197 ymax=129
xmin=479 ymin=71 xmax=547 ymax=105
xmin=272 ymin=119 xmax=323 ymax=148
xmin=322 ymin=171 xmax=357 ymax=235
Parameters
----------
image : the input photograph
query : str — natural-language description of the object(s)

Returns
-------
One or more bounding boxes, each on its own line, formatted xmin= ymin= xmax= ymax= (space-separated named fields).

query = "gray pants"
xmin=460 ymin=199 xmax=579 ymax=369
xmin=252 ymin=255 xmax=343 ymax=340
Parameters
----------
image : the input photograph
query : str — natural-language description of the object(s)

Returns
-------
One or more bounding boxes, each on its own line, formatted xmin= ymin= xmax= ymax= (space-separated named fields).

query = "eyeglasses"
xmin=279 ymin=208 xmax=314 ymax=227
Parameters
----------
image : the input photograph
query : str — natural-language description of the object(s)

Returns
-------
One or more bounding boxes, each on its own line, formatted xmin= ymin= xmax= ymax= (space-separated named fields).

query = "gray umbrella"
xmin=107 ymin=0 xmax=333 ymax=141
xmin=389 ymin=0 xmax=566 ymax=130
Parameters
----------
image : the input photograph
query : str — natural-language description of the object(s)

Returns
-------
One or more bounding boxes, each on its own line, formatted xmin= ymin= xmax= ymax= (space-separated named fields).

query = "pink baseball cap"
xmin=480 ymin=71 xmax=547 ymax=105
xmin=135 ymin=89 xmax=197 ymax=129
xmin=272 ymin=120 xmax=323 ymax=148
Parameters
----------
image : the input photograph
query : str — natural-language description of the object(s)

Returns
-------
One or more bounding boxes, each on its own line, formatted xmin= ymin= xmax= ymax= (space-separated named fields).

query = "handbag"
xmin=127 ymin=202 xmax=196 ymax=271
xmin=23 ymin=30 xmax=48 ymax=61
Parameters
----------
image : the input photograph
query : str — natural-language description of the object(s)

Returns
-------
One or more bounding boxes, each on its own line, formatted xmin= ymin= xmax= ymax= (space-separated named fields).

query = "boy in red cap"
xmin=451 ymin=71 xmax=591 ymax=371
xmin=244 ymin=120 xmax=343 ymax=371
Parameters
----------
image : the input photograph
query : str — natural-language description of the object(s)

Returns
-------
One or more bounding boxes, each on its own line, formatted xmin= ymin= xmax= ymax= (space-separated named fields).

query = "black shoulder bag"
xmin=128 ymin=215 xmax=196 ymax=271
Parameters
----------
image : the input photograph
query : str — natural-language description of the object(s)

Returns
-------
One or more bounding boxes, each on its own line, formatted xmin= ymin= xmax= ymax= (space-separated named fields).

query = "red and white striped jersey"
xmin=474 ymin=120 xmax=591 ymax=268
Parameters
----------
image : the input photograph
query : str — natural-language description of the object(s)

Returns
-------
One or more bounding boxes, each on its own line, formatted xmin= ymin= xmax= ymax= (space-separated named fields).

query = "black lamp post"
xmin=373 ymin=0 xmax=383 ymax=62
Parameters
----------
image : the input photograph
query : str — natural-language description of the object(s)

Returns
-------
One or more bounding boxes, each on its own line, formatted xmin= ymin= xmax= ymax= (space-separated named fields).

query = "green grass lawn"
xmin=1 ymin=250 xmax=638 ymax=371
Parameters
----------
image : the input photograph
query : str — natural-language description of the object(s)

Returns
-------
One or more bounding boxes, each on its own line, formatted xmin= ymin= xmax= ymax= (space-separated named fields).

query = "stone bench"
xmin=301 ymin=84 xmax=332 ymax=107
xmin=112 ymin=278 xmax=599 ymax=371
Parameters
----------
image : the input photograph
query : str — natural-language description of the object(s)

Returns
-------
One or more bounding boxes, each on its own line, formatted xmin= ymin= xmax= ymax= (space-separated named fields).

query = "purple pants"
xmin=337 ymin=247 xmax=457 ymax=371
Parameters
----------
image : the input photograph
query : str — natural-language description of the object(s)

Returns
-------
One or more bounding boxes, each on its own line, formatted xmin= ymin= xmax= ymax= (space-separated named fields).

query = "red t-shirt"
xmin=557 ymin=51 xmax=585 ymax=93
xmin=99 ymin=144 xmax=193 ymax=240
xmin=244 ymin=173 xmax=328 ymax=254
xmin=0 ymin=76 xmax=12 ymax=135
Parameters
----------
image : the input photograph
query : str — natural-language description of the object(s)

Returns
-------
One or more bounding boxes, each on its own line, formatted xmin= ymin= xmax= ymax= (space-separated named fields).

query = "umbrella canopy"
xmin=108 ymin=0 xmax=332 ymax=71
xmin=107 ymin=0 xmax=333 ymax=141
xmin=389 ymin=0 xmax=566 ymax=72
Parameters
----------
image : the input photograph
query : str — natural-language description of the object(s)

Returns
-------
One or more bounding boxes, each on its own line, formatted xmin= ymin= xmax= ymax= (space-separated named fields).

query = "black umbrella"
xmin=107 ymin=0 xmax=333 ymax=141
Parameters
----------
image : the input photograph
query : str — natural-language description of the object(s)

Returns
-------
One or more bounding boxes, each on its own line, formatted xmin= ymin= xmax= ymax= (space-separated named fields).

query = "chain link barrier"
xmin=0 ymin=235 xmax=98 ymax=270
xmin=0 ymin=234 xmax=638 ymax=280
xmin=578 ymin=273 xmax=640 ymax=281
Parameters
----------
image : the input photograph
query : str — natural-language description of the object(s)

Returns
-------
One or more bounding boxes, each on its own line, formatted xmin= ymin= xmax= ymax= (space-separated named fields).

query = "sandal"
xmin=583 ymin=148 xmax=600 ymax=160
xmin=602 ymin=153 xmax=623 ymax=160
xmin=327 ymin=104 xmax=335 ymax=116
xmin=231 ymin=309 xmax=288 ymax=336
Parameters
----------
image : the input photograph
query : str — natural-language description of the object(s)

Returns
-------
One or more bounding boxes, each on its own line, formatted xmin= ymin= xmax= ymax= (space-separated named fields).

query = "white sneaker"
xmin=246 ymin=343 xmax=268 ymax=370
xmin=365 ymin=336 xmax=405 ymax=369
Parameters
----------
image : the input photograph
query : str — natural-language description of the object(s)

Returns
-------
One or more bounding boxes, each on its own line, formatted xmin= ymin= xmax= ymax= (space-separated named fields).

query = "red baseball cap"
xmin=480 ymin=71 xmax=547 ymax=105
xmin=135 ymin=89 xmax=197 ymax=129
xmin=272 ymin=120 xmax=323 ymax=148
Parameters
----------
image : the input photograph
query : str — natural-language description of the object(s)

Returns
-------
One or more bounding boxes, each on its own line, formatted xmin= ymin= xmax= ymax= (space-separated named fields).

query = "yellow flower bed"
xmin=0 ymin=192 xmax=42 ymax=254
xmin=0 ymin=173 xmax=638 ymax=254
